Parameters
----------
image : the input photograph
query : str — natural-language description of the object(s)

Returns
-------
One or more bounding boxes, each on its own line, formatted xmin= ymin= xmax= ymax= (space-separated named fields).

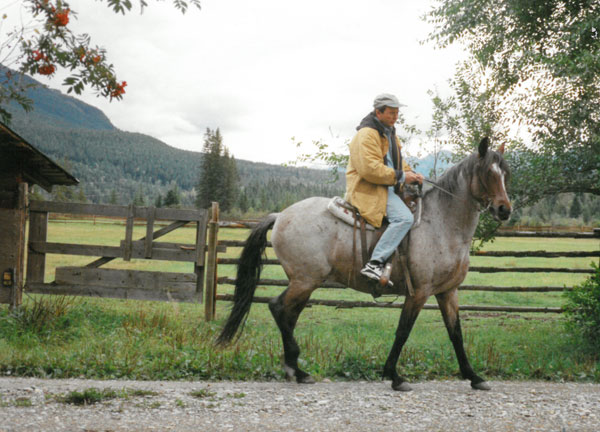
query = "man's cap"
xmin=373 ymin=93 xmax=405 ymax=109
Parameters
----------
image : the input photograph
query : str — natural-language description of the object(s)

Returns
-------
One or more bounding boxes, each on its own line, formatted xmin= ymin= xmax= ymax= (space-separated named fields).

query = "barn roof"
xmin=0 ymin=121 xmax=78 ymax=192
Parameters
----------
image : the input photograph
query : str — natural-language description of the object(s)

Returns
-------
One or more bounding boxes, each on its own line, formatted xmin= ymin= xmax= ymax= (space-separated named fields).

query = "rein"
xmin=424 ymin=176 xmax=491 ymax=213
xmin=423 ymin=178 xmax=461 ymax=200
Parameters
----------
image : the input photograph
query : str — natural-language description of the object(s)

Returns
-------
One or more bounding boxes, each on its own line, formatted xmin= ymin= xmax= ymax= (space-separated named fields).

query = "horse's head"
xmin=471 ymin=137 xmax=512 ymax=221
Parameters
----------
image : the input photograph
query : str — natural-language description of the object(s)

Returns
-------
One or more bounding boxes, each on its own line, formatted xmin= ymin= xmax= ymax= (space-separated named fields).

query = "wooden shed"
xmin=0 ymin=121 xmax=78 ymax=306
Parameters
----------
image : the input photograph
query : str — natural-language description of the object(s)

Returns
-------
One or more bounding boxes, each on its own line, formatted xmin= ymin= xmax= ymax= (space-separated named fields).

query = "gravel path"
xmin=0 ymin=377 xmax=599 ymax=431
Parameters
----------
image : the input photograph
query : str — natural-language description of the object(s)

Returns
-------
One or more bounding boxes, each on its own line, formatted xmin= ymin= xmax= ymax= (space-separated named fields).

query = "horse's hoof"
xmin=392 ymin=381 xmax=412 ymax=392
xmin=297 ymin=375 xmax=316 ymax=384
xmin=284 ymin=365 xmax=295 ymax=381
xmin=471 ymin=381 xmax=491 ymax=391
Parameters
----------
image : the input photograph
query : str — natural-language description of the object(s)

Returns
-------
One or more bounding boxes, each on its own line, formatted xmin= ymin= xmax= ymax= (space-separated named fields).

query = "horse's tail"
xmin=215 ymin=213 xmax=278 ymax=346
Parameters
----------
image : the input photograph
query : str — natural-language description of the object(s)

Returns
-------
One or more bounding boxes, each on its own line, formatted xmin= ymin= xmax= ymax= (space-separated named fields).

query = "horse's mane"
xmin=423 ymin=149 xmax=510 ymax=204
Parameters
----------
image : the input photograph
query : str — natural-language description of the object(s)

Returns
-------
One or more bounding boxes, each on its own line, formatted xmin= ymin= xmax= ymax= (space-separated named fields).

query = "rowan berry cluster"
xmin=109 ymin=81 xmax=128 ymax=99
xmin=30 ymin=50 xmax=55 ymax=76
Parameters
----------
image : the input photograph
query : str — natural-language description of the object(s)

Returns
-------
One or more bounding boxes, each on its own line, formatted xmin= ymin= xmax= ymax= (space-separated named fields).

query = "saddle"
xmin=327 ymin=184 xmax=422 ymax=298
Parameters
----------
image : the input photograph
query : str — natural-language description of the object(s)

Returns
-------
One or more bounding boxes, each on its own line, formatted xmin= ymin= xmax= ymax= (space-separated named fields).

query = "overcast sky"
xmin=5 ymin=0 xmax=464 ymax=164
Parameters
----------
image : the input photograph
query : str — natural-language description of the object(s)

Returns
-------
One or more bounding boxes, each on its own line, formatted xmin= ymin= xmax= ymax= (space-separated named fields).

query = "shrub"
xmin=563 ymin=262 xmax=600 ymax=350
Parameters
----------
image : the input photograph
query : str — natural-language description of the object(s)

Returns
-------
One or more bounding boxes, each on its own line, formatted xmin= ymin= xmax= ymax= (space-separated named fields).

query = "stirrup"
xmin=369 ymin=279 xmax=398 ymax=303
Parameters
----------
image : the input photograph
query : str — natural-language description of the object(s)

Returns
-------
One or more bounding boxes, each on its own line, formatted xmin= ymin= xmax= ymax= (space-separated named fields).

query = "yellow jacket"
xmin=344 ymin=122 xmax=411 ymax=228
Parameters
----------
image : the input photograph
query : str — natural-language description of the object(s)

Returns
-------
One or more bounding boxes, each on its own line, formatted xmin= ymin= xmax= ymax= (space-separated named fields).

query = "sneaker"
xmin=360 ymin=261 xmax=383 ymax=282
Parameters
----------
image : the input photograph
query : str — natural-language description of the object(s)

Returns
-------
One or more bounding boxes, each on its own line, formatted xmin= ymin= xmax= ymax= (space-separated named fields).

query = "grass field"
xmin=0 ymin=219 xmax=598 ymax=383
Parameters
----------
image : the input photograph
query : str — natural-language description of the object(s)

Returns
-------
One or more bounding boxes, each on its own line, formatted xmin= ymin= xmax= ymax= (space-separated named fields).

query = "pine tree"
xmin=237 ymin=189 xmax=249 ymax=214
xmin=221 ymin=149 xmax=239 ymax=212
xmin=569 ymin=195 xmax=582 ymax=219
xmin=164 ymin=184 xmax=181 ymax=208
xmin=195 ymin=128 xmax=239 ymax=211
xmin=155 ymin=194 xmax=163 ymax=208
xmin=109 ymin=189 xmax=118 ymax=205
xmin=52 ymin=185 xmax=75 ymax=202
xmin=133 ymin=186 xmax=146 ymax=206
xmin=76 ymin=188 xmax=87 ymax=203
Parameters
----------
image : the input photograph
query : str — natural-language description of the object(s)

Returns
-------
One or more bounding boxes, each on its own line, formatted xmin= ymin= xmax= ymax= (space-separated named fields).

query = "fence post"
xmin=11 ymin=183 xmax=27 ymax=308
xmin=204 ymin=202 xmax=219 ymax=321
xmin=26 ymin=201 xmax=49 ymax=295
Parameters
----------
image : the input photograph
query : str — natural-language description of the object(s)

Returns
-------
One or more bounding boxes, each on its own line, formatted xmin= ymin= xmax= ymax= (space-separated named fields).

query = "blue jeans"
xmin=370 ymin=187 xmax=414 ymax=264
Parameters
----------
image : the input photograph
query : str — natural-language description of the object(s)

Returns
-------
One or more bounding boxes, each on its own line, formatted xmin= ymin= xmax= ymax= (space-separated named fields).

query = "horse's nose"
xmin=498 ymin=204 xmax=511 ymax=220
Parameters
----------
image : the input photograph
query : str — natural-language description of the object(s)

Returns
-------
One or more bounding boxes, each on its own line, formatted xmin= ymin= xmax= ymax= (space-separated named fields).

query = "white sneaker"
xmin=360 ymin=261 xmax=383 ymax=281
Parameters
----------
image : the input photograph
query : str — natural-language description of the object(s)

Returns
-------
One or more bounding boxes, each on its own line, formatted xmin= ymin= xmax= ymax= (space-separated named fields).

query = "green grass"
xmin=190 ymin=388 xmax=217 ymax=399
xmin=0 ymin=219 xmax=597 ymax=383
xmin=56 ymin=387 xmax=159 ymax=405
xmin=57 ymin=388 xmax=120 ymax=405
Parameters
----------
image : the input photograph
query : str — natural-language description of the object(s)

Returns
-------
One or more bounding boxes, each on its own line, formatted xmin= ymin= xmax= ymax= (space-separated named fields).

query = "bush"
xmin=563 ymin=263 xmax=600 ymax=350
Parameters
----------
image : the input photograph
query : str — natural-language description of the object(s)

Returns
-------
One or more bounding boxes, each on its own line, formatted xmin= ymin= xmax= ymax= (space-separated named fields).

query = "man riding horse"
xmin=345 ymin=93 xmax=424 ymax=285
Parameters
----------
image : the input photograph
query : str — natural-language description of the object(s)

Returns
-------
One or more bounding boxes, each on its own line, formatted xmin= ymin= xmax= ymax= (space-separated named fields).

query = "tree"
xmin=75 ymin=187 xmax=87 ymax=203
xmin=133 ymin=186 xmax=145 ymax=206
xmin=426 ymin=0 xmax=600 ymax=204
xmin=423 ymin=89 xmax=457 ymax=180
xmin=195 ymin=128 xmax=239 ymax=212
xmin=164 ymin=184 xmax=181 ymax=208
xmin=569 ymin=195 xmax=582 ymax=219
xmin=0 ymin=0 xmax=201 ymax=123
xmin=222 ymin=148 xmax=239 ymax=212
xmin=237 ymin=189 xmax=250 ymax=214
xmin=108 ymin=189 xmax=118 ymax=205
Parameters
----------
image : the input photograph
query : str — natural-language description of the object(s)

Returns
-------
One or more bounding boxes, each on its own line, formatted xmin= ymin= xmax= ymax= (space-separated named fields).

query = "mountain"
xmin=4 ymin=68 xmax=115 ymax=131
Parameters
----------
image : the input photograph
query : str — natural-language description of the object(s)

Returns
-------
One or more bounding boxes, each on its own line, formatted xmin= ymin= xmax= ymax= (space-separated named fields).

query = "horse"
xmin=216 ymin=137 xmax=512 ymax=392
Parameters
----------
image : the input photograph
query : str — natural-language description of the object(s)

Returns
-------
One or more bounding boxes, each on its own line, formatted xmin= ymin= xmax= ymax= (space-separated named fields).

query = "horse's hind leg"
xmin=268 ymin=279 xmax=317 ymax=384
xmin=435 ymin=289 xmax=490 ymax=390
xmin=383 ymin=294 xmax=429 ymax=391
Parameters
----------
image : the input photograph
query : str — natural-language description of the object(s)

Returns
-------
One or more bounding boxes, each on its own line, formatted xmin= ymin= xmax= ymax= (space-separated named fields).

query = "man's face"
xmin=375 ymin=107 xmax=399 ymax=127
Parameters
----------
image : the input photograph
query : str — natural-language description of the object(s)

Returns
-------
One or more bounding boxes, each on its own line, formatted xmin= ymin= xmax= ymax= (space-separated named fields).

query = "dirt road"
xmin=0 ymin=377 xmax=599 ymax=431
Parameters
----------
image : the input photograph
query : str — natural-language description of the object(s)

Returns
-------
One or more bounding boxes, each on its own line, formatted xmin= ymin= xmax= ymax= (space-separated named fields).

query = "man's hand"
xmin=405 ymin=171 xmax=424 ymax=185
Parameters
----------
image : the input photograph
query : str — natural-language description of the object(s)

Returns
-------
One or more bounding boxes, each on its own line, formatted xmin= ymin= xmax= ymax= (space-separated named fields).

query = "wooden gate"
xmin=25 ymin=200 xmax=212 ymax=305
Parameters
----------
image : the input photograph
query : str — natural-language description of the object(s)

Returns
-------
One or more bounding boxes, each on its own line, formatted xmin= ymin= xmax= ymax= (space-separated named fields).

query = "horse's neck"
xmin=421 ymin=185 xmax=480 ymax=249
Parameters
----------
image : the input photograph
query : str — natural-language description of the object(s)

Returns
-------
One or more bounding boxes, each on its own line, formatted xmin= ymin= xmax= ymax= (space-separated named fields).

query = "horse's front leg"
xmin=435 ymin=289 xmax=490 ymax=390
xmin=383 ymin=293 xmax=428 ymax=391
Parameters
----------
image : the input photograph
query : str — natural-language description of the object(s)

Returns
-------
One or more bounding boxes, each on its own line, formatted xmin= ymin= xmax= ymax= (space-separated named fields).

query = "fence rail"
xmin=212 ymin=220 xmax=599 ymax=315
xmin=215 ymin=294 xmax=563 ymax=314
xmin=216 ymin=277 xmax=572 ymax=293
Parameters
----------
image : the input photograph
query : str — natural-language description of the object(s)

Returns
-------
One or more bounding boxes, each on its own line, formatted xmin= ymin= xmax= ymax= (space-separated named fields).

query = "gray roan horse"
xmin=217 ymin=138 xmax=512 ymax=391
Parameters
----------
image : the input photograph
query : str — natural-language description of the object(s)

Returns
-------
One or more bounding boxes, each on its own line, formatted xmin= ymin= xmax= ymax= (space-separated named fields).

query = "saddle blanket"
xmin=327 ymin=196 xmax=375 ymax=231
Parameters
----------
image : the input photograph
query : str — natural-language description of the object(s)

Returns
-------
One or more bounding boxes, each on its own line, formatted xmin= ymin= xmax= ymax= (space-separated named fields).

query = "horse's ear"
xmin=478 ymin=137 xmax=489 ymax=158
xmin=498 ymin=142 xmax=505 ymax=154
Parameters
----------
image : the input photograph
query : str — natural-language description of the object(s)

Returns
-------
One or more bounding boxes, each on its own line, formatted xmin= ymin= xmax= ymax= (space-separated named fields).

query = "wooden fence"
xmin=210 ymin=217 xmax=600 ymax=317
xmin=26 ymin=200 xmax=221 ymax=320
xmin=20 ymin=200 xmax=599 ymax=321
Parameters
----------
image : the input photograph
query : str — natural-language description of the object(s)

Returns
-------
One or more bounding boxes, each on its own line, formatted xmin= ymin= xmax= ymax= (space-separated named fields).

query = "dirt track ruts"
xmin=0 ymin=377 xmax=599 ymax=431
